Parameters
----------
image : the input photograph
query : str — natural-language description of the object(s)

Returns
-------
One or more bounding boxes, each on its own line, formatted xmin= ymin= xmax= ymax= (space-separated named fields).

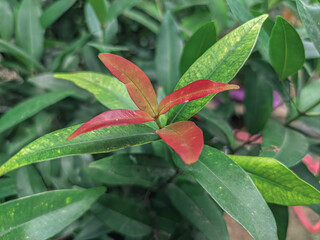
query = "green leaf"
xmin=88 ymin=0 xmax=109 ymax=26
xmin=92 ymin=195 xmax=152 ymax=238
xmin=0 ymin=0 xmax=14 ymax=41
xmin=174 ymin=145 xmax=277 ymax=240
xmin=269 ymin=204 xmax=288 ymax=240
xmin=0 ymin=187 xmax=105 ymax=240
xmin=0 ymin=39 xmax=46 ymax=71
xmin=88 ymin=42 xmax=128 ymax=53
xmin=261 ymin=119 xmax=308 ymax=167
xmin=86 ymin=154 xmax=175 ymax=188
xmin=123 ymin=9 xmax=159 ymax=33
xmin=180 ymin=21 xmax=217 ymax=76
xmin=40 ymin=0 xmax=77 ymax=28
xmin=244 ymin=67 xmax=273 ymax=134
xmin=16 ymin=165 xmax=46 ymax=197
xmin=226 ymin=0 xmax=270 ymax=61
xmin=16 ymin=0 xmax=44 ymax=60
xmin=84 ymin=2 xmax=103 ymax=39
xmin=0 ymin=91 xmax=73 ymax=134
xmin=0 ymin=124 xmax=159 ymax=176
xmin=166 ymin=181 xmax=229 ymax=240
xmin=54 ymin=72 xmax=137 ymax=110
xmin=269 ymin=16 xmax=305 ymax=79
xmin=155 ymin=12 xmax=183 ymax=95
xmin=229 ymin=155 xmax=320 ymax=205
xmin=168 ymin=15 xmax=268 ymax=123
xmin=298 ymin=79 xmax=320 ymax=115
xmin=106 ymin=0 xmax=140 ymax=23
xmin=297 ymin=0 xmax=320 ymax=54
xmin=0 ymin=177 xmax=17 ymax=199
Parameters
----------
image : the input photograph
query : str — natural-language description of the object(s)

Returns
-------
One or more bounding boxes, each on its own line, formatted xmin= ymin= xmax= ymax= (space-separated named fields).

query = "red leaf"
xmin=158 ymin=80 xmax=239 ymax=115
xmin=68 ymin=109 xmax=154 ymax=140
xmin=156 ymin=121 xmax=203 ymax=164
xmin=99 ymin=53 xmax=158 ymax=117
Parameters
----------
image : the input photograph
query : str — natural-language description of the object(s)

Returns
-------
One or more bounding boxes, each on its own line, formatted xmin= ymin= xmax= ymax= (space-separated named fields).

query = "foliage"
xmin=0 ymin=0 xmax=320 ymax=239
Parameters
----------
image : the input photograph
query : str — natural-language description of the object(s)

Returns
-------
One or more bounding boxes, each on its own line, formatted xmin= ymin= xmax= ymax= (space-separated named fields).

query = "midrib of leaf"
xmin=280 ymin=20 xmax=288 ymax=77
xmin=246 ymin=172 xmax=292 ymax=191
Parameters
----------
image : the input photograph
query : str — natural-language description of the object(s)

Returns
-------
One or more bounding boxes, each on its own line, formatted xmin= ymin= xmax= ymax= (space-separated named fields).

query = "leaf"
xmin=0 ymin=177 xmax=17 ymax=199
xmin=156 ymin=121 xmax=203 ymax=165
xmin=0 ymin=124 xmax=159 ymax=176
xmin=166 ymin=181 xmax=229 ymax=240
xmin=244 ymin=67 xmax=273 ymax=134
xmin=173 ymin=145 xmax=277 ymax=240
xmin=0 ymin=91 xmax=73 ymax=134
xmin=88 ymin=0 xmax=109 ymax=26
xmin=123 ymin=9 xmax=159 ymax=34
xmin=269 ymin=16 xmax=305 ymax=79
xmin=106 ymin=0 xmax=140 ymax=23
xmin=40 ymin=0 xmax=77 ymax=28
xmin=84 ymin=2 xmax=103 ymax=39
xmin=0 ymin=187 xmax=105 ymax=240
xmin=269 ymin=204 xmax=288 ymax=240
xmin=168 ymin=15 xmax=268 ymax=123
xmin=229 ymin=155 xmax=320 ymax=205
xmin=180 ymin=21 xmax=217 ymax=75
xmin=98 ymin=53 xmax=158 ymax=117
xmin=298 ymin=79 xmax=320 ymax=115
xmin=0 ymin=0 xmax=14 ymax=41
xmin=158 ymin=80 xmax=239 ymax=115
xmin=155 ymin=12 xmax=183 ymax=95
xmin=54 ymin=72 xmax=137 ymax=110
xmin=92 ymin=195 xmax=152 ymax=238
xmin=297 ymin=0 xmax=320 ymax=54
xmin=16 ymin=0 xmax=44 ymax=61
xmin=303 ymin=40 xmax=320 ymax=59
xmin=0 ymin=39 xmax=46 ymax=71
xmin=226 ymin=0 xmax=270 ymax=61
xmin=261 ymin=119 xmax=308 ymax=167
xmin=68 ymin=109 xmax=155 ymax=140
xmin=86 ymin=154 xmax=175 ymax=187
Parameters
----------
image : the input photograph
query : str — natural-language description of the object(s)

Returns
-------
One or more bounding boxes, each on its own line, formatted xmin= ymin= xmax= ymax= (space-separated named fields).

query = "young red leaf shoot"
xmin=158 ymin=80 xmax=239 ymax=115
xmin=68 ymin=109 xmax=154 ymax=140
xmin=156 ymin=121 xmax=203 ymax=164
xmin=98 ymin=53 xmax=158 ymax=117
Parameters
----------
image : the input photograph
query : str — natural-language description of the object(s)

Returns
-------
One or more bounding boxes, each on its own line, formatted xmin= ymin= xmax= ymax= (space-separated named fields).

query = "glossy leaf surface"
xmin=0 ymin=91 xmax=73 ymax=134
xmin=168 ymin=15 xmax=268 ymax=123
xmin=0 ymin=124 xmax=159 ymax=176
xmin=158 ymin=80 xmax=239 ymax=115
xmin=261 ymin=119 xmax=308 ymax=167
xmin=68 ymin=109 xmax=154 ymax=140
xmin=0 ymin=0 xmax=13 ymax=41
xmin=229 ymin=155 xmax=320 ymax=205
xmin=54 ymin=72 xmax=137 ymax=110
xmin=99 ymin=53 xmax=158 ymax=117
xmin=297 ymin=0 xmax=320 ymax=54
xmin=180 ymin=21 xmax=217 ymax=75
xmin=167 ymin=181 xmax=229 ymax=240
xmin=40 ymin=0 xmax=77 ymax=28
xmin=155 ymin=12 xmax=183 ymax=95
xmin=298 ymin=79 xmax=320 ymax=115
xmin=269 ymin=16 xmax=305 ymax=78
xmin=92 ymin=195 xmax=152 ymax=238
xmin=244 ymin=68 xmax=273 ymax=134
xmin=0 ymin=187 xmax=105 ymax=240
xmin=174 ymin=145 xmax=277 ymax=240
xmin=157 ymin=121 xmax=203 ymax=164
xmin=86 ymin=154 xmax=175 ymax=187
xmin=16 ymin=0 xmax=43 ymax=60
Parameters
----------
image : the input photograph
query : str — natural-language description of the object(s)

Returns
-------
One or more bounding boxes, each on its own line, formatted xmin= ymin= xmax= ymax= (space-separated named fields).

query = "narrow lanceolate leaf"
xmin=98 ymin=53 xmax=158 ymax=117
xmin=180 ymin=21 xmax=217 ymax=75
xmin=167 ymin=181 xmax=229 ymax=240
xmin=0 ymin=91 xmax=74 ymax=134
xmin=0 ymin=0 xmax=14 ymax=41
xmin=297 ymin=0 xmax=320 ymax=54
xmin=156 ymin=121 xmax=203 ymax=164
xmin=229 ymin=155 xmax=320 ymax=205
xmin=54 ymin=72 xmax=137 ymax=110
xmin=0 ymin=187 xmax=105 ymax=240
xmin=0 ymin=124 xmax=159 ymax=176
xmin=68 ymin=109 xmax=155 ymax=140
xmin=269 ymin=16 xmax=305 ymax=79
xmin=86 ymin=154 xmax=175 ymax=187
xmin=261 ymin=119 xmax=308 ymax=167
xmin=88 ymin=0 xmax=109 ymax=26
xmin=158 ymin=80 xmax=239 ymax=115
xmin=174 ymin=146 xmax=278 ymax=240
xmin=168 ymin=15 xmax=268 ymax=123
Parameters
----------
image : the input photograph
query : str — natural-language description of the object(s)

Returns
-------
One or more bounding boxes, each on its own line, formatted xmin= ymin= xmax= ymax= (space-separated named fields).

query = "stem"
xmin=155 ymin=117 xmax=162 ymax=128
xmin=286 ymin=98 xmax=320 ymax=125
